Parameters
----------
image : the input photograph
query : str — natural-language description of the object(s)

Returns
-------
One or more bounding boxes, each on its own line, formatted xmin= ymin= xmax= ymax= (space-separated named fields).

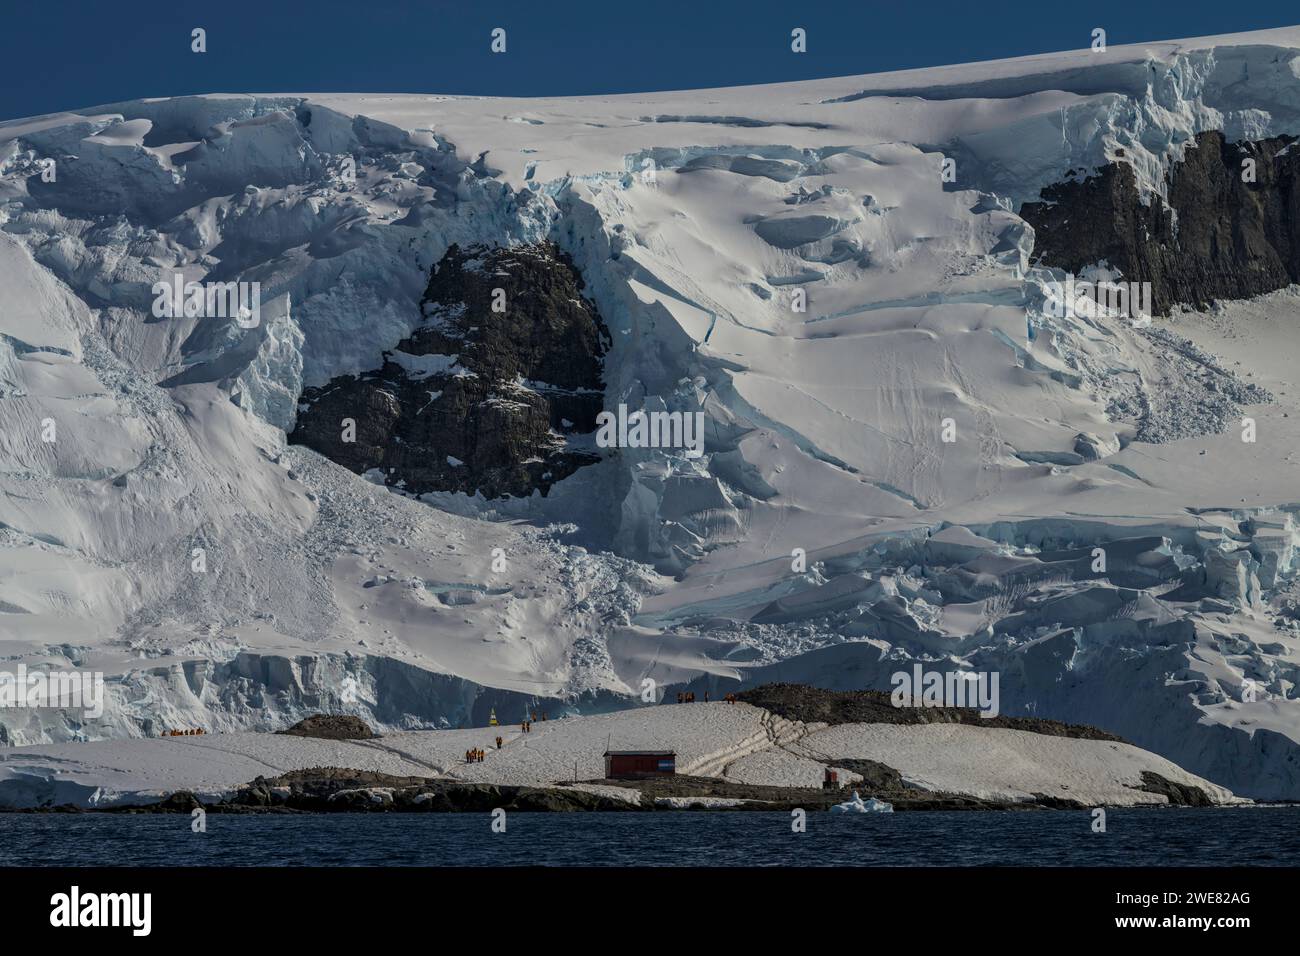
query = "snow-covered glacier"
xmin=4 ymin=27 xmax=1300 ymax=798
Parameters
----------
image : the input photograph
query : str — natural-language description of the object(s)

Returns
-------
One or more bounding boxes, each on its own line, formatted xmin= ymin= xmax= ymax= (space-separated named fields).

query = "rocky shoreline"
xmin=7 ymin=766 xmax=1218 ymax=816
xmin=0 ymin=691 xmax=1243 ymax=812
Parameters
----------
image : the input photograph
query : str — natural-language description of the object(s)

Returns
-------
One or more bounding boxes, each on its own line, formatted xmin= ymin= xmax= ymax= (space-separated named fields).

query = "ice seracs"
xmin=2 ymin=28 xmax=1300 ymax=803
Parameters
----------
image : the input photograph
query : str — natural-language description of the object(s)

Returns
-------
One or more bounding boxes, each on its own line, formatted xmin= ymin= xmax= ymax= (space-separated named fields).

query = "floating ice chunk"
xmin=830 ymin=791 xmax=893 ymax=813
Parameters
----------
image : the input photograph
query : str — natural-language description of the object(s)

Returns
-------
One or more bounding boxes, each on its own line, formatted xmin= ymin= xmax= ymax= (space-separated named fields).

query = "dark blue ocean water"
xmin=2 ymin=807 xmax=1296 ymax=866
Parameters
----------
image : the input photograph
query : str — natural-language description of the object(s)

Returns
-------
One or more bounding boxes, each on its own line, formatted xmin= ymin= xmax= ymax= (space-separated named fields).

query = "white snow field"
xmin=0 ymin=702 xmax=1240 ymax=809
xmin=3 ymin=28 xmax=1300 ymax=798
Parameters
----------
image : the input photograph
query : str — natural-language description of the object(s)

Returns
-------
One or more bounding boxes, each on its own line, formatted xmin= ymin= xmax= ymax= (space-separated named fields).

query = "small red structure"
xmin=604 ymin=750 xmax=676 ymax=778
xmin=822 ymin=768 xmax=839 ymax=789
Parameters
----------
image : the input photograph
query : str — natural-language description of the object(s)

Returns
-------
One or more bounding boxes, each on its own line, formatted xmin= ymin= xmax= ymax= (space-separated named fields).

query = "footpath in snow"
xmin=0 ymin=702 xmax=1240 ymax=809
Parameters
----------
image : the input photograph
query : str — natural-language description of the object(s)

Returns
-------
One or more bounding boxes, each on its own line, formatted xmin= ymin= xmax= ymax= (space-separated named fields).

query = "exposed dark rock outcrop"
xmin=277 ymin=714 xmax=376 ymax=740
xmin=290 ymin=241 xmax=610 ymax=498
xmin=824 ymin=758 xmax=908 ymax=792
xmin=737 ymin=683 xmax=1127 ymax=742
xmin=154 ymin=790 xmax=204 ymax=812
xmin=104 ymin=767 xmax=1085 ymax=813
xmin=1021 ymin=130 xmax=1300 ymax=316
xmin=1132 ymin=770 xmax=1214 ymax=807
xmin=595 ymin=771 xmax=1036 ymax=810
xmin=200 ymin=769 xmax=638 ymax=813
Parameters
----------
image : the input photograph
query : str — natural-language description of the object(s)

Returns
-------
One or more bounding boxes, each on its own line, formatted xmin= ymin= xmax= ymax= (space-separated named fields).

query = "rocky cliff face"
xmin=1021 ymin=130 xmax=1300 ymax=315
xmin=290 ymin=242 xmax=610 ymax=498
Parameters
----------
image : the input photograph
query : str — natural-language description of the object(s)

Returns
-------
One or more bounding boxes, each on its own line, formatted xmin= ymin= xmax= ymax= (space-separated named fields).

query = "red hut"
xmin=603 ymin=750 xmax=676 ymax=779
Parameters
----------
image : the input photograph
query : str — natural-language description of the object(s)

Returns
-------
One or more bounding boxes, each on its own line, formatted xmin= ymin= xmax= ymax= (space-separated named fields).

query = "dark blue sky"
xmin=2 ymin=1 xmax=1297 ymax=121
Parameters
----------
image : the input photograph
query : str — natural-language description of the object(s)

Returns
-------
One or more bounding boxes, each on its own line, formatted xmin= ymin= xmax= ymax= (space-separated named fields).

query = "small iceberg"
xmin=830 ymin=791 xmax=894 ymax=814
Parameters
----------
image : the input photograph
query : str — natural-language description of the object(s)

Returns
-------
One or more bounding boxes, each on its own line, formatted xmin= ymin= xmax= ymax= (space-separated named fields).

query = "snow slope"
xmin=0 ymin=701 xmax=1238 ymax=809
xmin=3 ymin=28 xmax=1300 ymax=798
